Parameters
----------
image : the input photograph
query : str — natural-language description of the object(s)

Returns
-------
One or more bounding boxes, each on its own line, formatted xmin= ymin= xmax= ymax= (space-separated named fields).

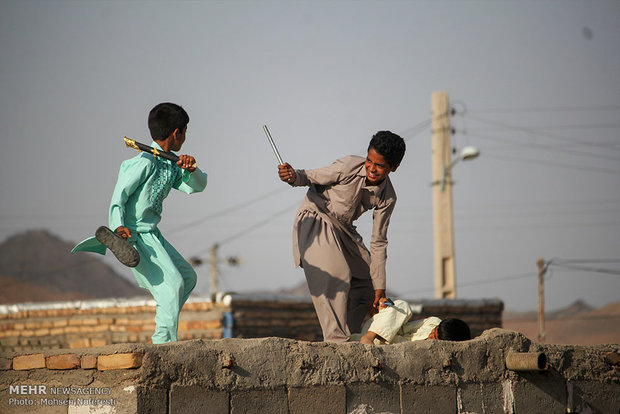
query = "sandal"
xmin=95 ymin=226 xmax=140 ymax=267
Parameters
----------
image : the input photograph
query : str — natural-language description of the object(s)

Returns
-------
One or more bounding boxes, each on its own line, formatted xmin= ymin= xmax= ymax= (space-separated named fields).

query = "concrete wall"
xmin=0 ymin=296 xmax=504 ymax=353
xmin=1 ymin=329 xmax=618 ymax=414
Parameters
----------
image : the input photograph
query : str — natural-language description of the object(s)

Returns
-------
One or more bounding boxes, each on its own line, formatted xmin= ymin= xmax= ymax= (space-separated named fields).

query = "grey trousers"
xmin=297 ymin=210 xmax=375 ymax=342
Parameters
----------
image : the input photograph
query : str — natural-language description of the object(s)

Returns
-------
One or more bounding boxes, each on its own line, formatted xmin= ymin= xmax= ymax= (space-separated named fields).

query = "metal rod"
xmin=263 ymin=125 xmax=284 ymax=165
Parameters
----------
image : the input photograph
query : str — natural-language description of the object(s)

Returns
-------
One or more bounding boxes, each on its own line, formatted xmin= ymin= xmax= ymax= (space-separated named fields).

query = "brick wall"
xmin=0 ymin=295 xmax=504 ymax=353
xmin=0 ymin=298 xmax=225 ymax=353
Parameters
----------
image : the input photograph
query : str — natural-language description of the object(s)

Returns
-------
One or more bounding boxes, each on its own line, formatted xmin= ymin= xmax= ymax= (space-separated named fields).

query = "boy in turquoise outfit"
xmin=73 ymin=102 xmax=207 ymax=344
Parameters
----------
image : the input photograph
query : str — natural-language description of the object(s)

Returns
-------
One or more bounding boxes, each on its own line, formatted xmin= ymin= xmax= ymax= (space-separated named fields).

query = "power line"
xmin=463 ymin=129 xmax=620 ymax=155
xmin=189 ymin=199 xmax=300 ymax=257
xmin=480 ymin=152 xmax=620 ymax=175
xmin=466 ymin=123 xmax=620 ymax=132
xmin=167 ymin=187 xmax=287 ymax=235
xmin=547 ymin=262 xmax=620 ymax=277
xmin=399 ymin=257 xmax=620 ymax=297
xmin=217 ymin=200 xmax=299 ymax=246
xmin=465 ymin=113 xmax=620 ymax=149
xmin=467 ymin=105 xmax=620 ymax=113
xmin=400 ymin=119 xmax=432 ymax=141
xmin=470 ymin=132 xmax=620 ymax=162
xmin=172 ymin=119 xmax=432 ymax=237
xmin=551 ymin=259 xmax=620 ymax=264
xmin=399 ymin=271 xmax=538 ymax=295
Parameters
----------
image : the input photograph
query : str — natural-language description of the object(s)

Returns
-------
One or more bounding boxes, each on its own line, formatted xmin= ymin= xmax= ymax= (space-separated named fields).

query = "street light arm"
xmin=439 ymin=146 xmax=480 ymax=191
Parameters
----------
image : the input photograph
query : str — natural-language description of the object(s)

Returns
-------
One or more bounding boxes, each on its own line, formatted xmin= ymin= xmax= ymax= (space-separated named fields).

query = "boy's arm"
xmin=369 ymin=198 xmax=396 ymax=291
xmin=173 ymin=155 xmax=207 ymax=194
xmin=284 ymin=157 xmax=352 ymax=187
xmin=109 ymin=157 xmax=152 ymax=231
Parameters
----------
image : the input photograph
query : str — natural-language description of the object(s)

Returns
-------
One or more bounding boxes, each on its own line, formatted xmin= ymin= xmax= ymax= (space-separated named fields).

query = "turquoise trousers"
xmin=129 ymin=229 xmax=196 ymax=344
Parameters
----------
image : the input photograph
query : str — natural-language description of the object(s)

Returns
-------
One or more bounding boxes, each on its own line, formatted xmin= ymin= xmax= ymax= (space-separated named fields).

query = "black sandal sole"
xmin=95 ymin=226 xmax=140 ymax=268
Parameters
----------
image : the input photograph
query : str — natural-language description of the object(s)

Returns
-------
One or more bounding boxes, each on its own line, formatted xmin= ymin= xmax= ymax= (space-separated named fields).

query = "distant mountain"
xmin=504 ymin=299 xmax=595 ymax=321
xmin=0 ymin=229 xmax=145 ymax=304
xmin=503 ymin=299 xmax=620 ymax=346
xmin=546 ymin=299 xmax=593 ymax=320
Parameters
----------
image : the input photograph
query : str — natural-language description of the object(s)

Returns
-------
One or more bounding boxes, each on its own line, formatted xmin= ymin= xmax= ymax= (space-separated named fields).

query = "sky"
xmin=0 ymin=0 xmax=619 ymax=312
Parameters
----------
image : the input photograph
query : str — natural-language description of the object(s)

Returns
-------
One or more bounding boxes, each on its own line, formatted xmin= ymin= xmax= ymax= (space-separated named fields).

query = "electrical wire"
xmin=167 ymin=187 xmax=287 ymax=235
xmin=466 ymin=105 xmax=620 ymax=113
xmin=399 ymin=271 xmax=538 ymax=296
xmin=547 ymin=262 xmax=620 ymax=277
xmin=171 ymin=119 xmax=431 ymax=238
xmin=463 ymin=117 xmax=620 ymax=163
xmin=480 ymin=152 xmax=620 ymax=175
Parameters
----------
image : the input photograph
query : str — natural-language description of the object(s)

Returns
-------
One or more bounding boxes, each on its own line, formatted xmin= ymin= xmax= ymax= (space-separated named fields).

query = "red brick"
xmin=98 ymin=353 xmax=144 ymax=370
xmin=90 ymin=339 xmax=107 ymax=347
xmin=13 ymin=354 xmax=45 ymax=370
xmin=80 ymin=355 xmax=98 ymax=369
xmin=69 ymin=338 xmax=90 ymax=349
xmin=46 ymin=354 xmax=80 ymax=370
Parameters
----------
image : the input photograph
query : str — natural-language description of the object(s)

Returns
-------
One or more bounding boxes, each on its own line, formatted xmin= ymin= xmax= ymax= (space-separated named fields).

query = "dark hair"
xmin=437 ymin=318 xmax=471 ymax=341
xmin=368 ymin=131 xmax=406 ymax=168
xmin=148 ymin=102 xmax=189 ymax=141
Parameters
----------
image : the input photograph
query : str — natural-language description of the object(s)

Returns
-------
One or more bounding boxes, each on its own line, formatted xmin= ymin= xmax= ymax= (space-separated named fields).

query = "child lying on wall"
xmin=349 ymin=298 xmax=471 ymax=345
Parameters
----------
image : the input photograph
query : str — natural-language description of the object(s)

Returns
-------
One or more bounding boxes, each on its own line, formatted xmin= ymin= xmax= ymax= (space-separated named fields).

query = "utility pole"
xmin=210 ymin=244 xmax=220 ymax=301
xmin=537 ymin=258 xmax=546 ymax=343
xmin=202 ymin=243 xmax=241 ymax=301
xmin=431 ymin=91 xmax=456 ymax=299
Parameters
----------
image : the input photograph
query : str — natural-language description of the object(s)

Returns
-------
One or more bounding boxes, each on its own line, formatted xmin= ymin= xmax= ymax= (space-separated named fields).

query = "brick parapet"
xmin=0 ymin=297 xmax=225 ymax=353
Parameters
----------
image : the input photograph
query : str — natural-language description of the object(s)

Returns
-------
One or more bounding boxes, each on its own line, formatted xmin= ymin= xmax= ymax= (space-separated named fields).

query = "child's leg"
xmin=347 ymin=276 xmax=374 ymax=334
xmin=160 ymin=235 xmax=197 ymax=315
xmin=297 ymin=213 xmax=352 ymax=342
xmin=130 ymin=231 xmax=190 ymax=344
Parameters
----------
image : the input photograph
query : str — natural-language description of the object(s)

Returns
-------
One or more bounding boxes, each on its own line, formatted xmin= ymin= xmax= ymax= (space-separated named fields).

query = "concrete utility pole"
xmin=431 ymin=91 xmax=456 ymax=299
xmin=207 ymin=243 xmax=241 ymax=301
xmin=210 ymin=244 xmax=220 ymax=301
xmin=537 ymin=258 xmax=547 ymax=343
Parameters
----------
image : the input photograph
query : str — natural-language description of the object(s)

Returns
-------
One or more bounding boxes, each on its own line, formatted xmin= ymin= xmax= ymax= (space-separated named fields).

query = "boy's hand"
xmin=372 ymin=289 xmax=386 ymax=311
xmin=115 ymin=226 xmax=132 ymax=240
xmin=278 ymin=163 xmax=296 ymax=183
xmin=177 ymin=155 xmax=197 ymax=172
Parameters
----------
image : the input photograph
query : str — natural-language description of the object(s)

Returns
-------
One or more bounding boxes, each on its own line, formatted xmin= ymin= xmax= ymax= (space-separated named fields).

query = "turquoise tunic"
xmin=73 ymin=142 xmax=207 ymax=343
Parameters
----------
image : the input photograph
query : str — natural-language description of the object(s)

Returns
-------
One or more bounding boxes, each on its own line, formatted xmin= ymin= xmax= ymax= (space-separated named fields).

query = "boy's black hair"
xmin=148 ymin=102 xmax=190 ymax=141
xmin=368 ymin=131 xmax=406 ymax=167
xmin=437 ymin=318 xmax=471 ymax=341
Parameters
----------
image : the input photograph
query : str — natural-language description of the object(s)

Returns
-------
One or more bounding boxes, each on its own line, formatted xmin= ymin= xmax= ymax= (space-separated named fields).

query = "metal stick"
xmin=263 ymin=125 xmax=284 ymax=165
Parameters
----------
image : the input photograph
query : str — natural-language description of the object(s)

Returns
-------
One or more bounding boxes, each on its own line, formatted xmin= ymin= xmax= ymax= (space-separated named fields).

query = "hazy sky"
xmin=1 ymin=0 xmax=619 ymax=311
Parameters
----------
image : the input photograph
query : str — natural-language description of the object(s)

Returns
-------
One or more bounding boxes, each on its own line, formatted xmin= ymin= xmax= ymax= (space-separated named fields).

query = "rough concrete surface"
xmin=1 ymin=329 xmax=618 ymax=413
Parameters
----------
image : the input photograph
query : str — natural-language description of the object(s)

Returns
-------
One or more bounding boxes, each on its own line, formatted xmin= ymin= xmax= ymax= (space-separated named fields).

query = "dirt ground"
xmin=503 ymin=301 xmax=620 ymax=345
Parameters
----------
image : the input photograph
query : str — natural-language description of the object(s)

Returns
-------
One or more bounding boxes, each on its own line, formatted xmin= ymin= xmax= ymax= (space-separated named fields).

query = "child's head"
xmin=368 ymin=131 xmax=406 ymax=169
xmin=365 ymin=131 xmax=406 ymax=185
xmin=435 ymin=318 xmax=471 ymax=341
xmin=148 ymin=103 xmax=190 ymax=142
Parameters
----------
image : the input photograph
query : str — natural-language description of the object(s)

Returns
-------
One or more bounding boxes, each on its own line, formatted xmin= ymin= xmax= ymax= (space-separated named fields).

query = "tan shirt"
xmin=291 ymin=155 xmax=397 ymax=289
